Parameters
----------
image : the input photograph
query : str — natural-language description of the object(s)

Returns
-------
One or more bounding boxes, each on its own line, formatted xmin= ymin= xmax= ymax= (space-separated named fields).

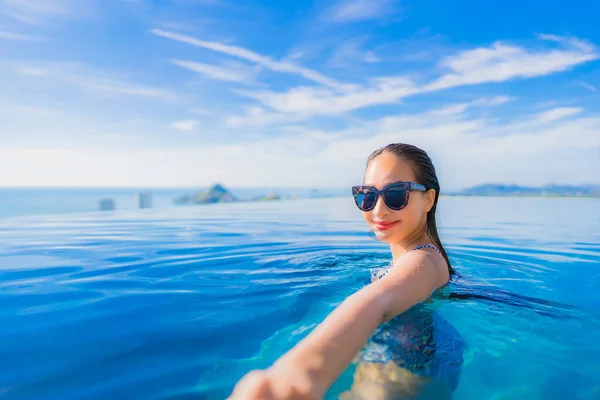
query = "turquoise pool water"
xmin=0 ymin=196 xmax=599 ymax=399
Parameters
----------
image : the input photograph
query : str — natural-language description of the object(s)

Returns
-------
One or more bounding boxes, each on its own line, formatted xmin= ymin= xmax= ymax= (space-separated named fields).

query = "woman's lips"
xmin=373 ymin=220 xmax=399 ymax=231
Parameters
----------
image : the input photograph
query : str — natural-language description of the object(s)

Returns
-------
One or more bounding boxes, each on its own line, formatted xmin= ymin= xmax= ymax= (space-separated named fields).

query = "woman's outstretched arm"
xmin=228 ymin=250 xmax=448 ymax=399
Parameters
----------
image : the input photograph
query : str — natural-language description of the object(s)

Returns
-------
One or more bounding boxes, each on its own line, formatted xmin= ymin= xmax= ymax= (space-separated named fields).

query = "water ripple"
xmin=0 ymin=197 xmax=599 ymax=399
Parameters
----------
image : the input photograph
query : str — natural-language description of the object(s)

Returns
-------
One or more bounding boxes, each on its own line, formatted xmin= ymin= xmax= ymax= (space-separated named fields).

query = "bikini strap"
xmin=412 ymin=243 xmax=441 ymax=254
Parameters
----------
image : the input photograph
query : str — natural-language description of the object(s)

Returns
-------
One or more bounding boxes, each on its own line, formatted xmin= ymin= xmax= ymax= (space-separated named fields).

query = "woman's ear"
xmin=424 ymin=189 xmax=436 ymax=212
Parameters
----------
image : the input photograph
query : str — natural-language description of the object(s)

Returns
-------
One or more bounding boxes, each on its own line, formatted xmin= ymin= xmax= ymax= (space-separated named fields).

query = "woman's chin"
xmin=372 ymin=229 xmax=397 ymax=243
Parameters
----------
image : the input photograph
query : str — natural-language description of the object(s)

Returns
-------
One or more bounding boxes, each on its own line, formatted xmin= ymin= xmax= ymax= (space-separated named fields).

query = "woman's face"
xmin=361 ymin=152 xmax=435 ymax=244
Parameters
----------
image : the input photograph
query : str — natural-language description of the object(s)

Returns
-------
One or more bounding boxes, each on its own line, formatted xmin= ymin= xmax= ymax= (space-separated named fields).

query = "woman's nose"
xmin=371 ymin=194 xmax=389 ymax=217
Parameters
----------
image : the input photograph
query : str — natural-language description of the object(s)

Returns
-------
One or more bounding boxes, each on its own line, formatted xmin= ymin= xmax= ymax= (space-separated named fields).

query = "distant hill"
xmin=174 ymin=183 xmax=238 ymax=205
xmin=452 ymin=184 xmax=600 ymax=197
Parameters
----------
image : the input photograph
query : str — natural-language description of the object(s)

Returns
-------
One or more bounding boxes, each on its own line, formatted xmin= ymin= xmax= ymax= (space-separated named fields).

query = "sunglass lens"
xmin=355 ymin=190 xmax=377 ymax=210
xmin=384 ymin=187 xmax=408 ymax=209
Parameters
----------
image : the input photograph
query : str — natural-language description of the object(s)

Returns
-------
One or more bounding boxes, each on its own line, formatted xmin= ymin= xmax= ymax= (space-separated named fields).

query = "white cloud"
xmin=2 ymin=0 xmax=71 ymax=15
xmin=364 ymin=51 xmax=380 ymax=63
xmin=171 ymin=120 xmax=197 ymax=131
xmin=534 ymin=107 xmax=582 ymax=124
xmin=578 ymin=82 xmax=598 ymax=92
xmin=151 ymin=29 xmax=356 ymax=91
xmin=11 ymin=62 xmax=179 ymax=101
xmin=0 ymin=101 xmax=62 ymax=117
xmin=327 ymin=38 xmax=379 ymax=67
xmin=171 ymin=59 xmax=257 ymax=83
xmin=154 ymin=30 xmax=596 ymax=121
xmin=1 ymin=106 xmax=598 ymax=189
xmin=426 ymin=37 xmax=598 ymax=91
xmin=313 ymin=107 xmax=600 ymax=189
xmin=225 ymin=106 xmax=304 ymax=127
xmin=0 ymin=29 xmax=48 ymax=41
xmin=190 ymin=107 xmax=217 ymax=115
xmin=3 ymin=22 xmax=598 ymax=191
xmin=172 ymin=0 xmax=225 ymax=5
xmin=537 ymin=33 xmax=595 ymax=53
xmin=235 ymin=76 xmax=418 ymax=115
xmin=0 ymin=0 xmax=92 ymax=23
xmin=325 ymin=0 xmax=397 ymax=23
xmin=83 ymin=81 xmax=178 ymax=99
xmin=430 ymin=103 xmax=470 ymax=116
xmin=472 ymin=95 xmax=514 ymax=106
xmin=431 ymin=96 xmax=514 ymax=116
xmin=230 ymin=35 xmax=597 ymax=118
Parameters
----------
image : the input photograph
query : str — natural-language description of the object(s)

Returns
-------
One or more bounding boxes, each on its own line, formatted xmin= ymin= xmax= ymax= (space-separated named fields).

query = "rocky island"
xmin=254 ymin=192 xmax=281 ymax=202
xmin=173 ymin=184 xmax=283 ymax=205
xmin=449 ymin=184 xmax=600 ymax=197
xmin=174 ymin=184 xmax=238 ymax=205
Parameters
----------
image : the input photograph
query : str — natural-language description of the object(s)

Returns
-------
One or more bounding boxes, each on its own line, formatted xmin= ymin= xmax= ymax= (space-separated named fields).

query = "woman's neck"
xmin=390 ymin=228 xmax=431 ymax=263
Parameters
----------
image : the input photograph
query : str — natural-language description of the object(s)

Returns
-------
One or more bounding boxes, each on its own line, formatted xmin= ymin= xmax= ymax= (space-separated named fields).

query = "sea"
xmin=0 ymin=189 xmax=599 ymax=399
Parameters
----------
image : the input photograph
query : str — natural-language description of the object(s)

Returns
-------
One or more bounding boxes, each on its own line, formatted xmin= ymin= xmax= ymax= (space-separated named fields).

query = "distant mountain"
xmin=253 ymin=193 xmax=281 ymax=202
xmin=452 ymin=184 xmax=600 ymax=197
xmin=174 ymin=183 xmax=238 ymax=205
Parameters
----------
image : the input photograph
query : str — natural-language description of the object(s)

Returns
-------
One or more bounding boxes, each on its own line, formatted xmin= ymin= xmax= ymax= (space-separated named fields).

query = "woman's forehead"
xmin=364 ymin=154 xmax=416 ymax=184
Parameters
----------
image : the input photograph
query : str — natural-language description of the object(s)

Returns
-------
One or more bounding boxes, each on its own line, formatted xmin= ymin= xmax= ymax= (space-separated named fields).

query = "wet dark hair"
xmin=367 ymin=143 xmax=455 ymax=277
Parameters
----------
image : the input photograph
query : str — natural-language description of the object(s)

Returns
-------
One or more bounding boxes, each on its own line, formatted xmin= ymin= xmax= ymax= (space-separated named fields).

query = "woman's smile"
xmin=373 ymin=220 xmax=399 ymax=231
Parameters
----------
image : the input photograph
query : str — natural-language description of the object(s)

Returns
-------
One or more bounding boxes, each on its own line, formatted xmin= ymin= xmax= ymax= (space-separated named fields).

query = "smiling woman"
xmin=228 ymin=143 xmax=463 ymax=400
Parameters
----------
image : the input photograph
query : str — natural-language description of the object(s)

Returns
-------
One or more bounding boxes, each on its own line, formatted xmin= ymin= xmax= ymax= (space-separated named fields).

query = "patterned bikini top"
xmin=370 ymin=243 xmax=442 ymax=282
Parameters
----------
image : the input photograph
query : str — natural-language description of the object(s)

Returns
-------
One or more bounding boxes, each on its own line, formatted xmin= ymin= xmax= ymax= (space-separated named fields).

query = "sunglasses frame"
xmin=351 ymin=182 xmax=427 ymax=211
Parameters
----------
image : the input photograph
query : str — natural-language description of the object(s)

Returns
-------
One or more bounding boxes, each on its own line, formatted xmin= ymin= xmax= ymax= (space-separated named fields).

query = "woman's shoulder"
xmin=371 ymin=243 xmax=448 ymax=284
xmin=384 ymin=244 xmax=449 ymax=290
xmin=409 ymin=243 xmax=450 ymax=284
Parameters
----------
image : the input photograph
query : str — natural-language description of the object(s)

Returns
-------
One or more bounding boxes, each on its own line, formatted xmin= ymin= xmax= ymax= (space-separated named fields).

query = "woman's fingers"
xmin=228 ymin=370 xmax=273 ymax=400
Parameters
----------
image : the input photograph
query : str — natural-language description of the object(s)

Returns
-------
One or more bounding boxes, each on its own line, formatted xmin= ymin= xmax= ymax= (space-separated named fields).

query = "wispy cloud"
xmin=0 ymin=101 xmax=63 ymax=117
xmin=474 ymin=96 xmax=514 ymax=106
xmin=235 ymin=76 xmax=418 ymax=115
xmin=0 ymin=29 xmax=48 ymax=41
xmin=171 ymin=59 xmax=258 ymax=83
xmin=0 ymin=0 xmax=91 ymax=23
xmin=172 ymin=0 xmax=226 ymax=5
xmin=534 ymin=107 xmax=582 ymax=124
xmin=190 ymin=107 xmax=218 ymax=115
xmin=431 ymin=96 xmax=513 ymax=116
xmin=3 ymin=1 xmax=599 ymax=190
xmin=426 ymin=36 xmax=598 ymax=91
xmin=578 ymin=82 xmax=598 ymax=92
xmin=151 ymin=29 xmax=356 ymax=91
xmin=364 ymin=51 xmax=380 ymax=63
xmin=227 ymin=95 xmax=511 ymax=128
xmin=3 ymin=105 xmax=598 ymax=188
xmin=228 ymin=35 xmax=598 ymax=118
xmin=12 ymin=62 xmax=179 ymax=101
xmin=225 ymin=106 xmax=304 ymax=128
xmin=325 ymin=0 xmax=397 ymax=23
xmin=327 ymin=37 xmax=379 ymax=67
xmin=171 ymin=120 xmax=198 ymax=131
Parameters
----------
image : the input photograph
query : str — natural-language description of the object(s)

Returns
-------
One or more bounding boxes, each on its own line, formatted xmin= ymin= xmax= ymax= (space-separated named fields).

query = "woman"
xmin=229 ymin=143 xmax=463 ymax=399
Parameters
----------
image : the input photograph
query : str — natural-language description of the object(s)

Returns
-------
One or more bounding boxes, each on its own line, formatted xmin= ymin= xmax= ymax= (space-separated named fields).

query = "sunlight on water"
xmin=0 ymin=197 xmax=599 ymax=399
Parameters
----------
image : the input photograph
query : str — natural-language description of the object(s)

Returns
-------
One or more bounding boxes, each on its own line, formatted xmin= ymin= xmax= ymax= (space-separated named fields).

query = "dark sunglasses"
xmin=351 ymin=182 xmax=427 ymax=211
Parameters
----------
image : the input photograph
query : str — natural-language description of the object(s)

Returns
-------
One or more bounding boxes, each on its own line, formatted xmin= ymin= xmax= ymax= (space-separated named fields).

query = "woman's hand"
xmin=227 ymin=368 xmax=317 ymax=400
xmin=228 ymin=370 xmax=274 ymax=399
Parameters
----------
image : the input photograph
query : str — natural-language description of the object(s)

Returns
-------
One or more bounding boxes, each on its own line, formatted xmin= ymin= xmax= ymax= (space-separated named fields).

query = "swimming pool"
xmin=0 ymin=196 xmax=599 ymax=399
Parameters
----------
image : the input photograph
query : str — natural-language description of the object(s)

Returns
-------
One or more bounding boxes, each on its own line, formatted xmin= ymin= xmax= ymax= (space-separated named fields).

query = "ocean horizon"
xmin=2 ymin=183 xmax=597 ymax=220
xmin=0 ymin=187 xmax=349 ymax=219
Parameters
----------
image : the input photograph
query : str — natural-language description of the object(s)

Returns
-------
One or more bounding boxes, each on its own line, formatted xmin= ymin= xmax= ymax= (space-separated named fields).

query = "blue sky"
xmin=1 ymin=0 xmax=599 ymax=189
